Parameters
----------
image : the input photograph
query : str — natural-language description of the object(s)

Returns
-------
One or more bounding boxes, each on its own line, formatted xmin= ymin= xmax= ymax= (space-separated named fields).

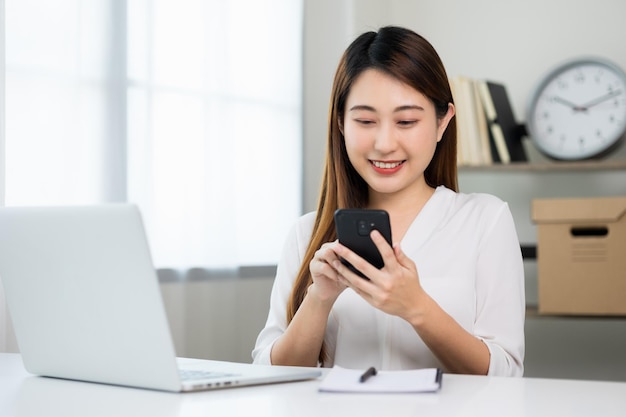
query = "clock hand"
xmin=552 ymin=96 xmax=586 ymax=112
xmin=580 ymin=89 xmax=623 ymax=109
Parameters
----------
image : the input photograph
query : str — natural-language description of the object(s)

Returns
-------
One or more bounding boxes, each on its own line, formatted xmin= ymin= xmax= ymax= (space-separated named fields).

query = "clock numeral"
xmin=594 ymin=68 xmax=606 ymax=84
xmin=574 ymin=71 xmax=585 ymax=83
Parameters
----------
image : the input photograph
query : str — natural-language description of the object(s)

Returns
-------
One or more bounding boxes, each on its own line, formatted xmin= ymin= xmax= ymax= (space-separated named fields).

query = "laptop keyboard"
xmin=179 ymin=369 xmax=239 ymax=381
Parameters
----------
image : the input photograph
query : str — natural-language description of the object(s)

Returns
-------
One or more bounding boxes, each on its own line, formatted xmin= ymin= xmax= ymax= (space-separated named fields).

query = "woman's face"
xmin=342 ymin=69 xmax=454 ymax=201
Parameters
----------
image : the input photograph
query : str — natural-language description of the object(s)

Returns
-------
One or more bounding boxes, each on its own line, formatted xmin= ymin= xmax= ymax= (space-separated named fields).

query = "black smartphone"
xmin=334 ymin=209 xmax=392 ymax=279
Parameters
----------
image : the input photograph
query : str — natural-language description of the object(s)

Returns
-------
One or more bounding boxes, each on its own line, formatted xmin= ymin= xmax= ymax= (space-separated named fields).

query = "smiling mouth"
xmin=371 ymin=160 xmax=405 ymax=169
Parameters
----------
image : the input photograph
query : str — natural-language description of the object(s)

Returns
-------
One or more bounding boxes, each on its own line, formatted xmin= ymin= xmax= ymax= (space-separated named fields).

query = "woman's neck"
xmin=367 ymin=181 xmax=437 ymax=243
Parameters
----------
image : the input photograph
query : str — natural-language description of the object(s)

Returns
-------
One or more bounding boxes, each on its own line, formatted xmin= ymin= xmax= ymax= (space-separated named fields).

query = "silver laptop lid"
xmin=0 ymin=204 xmax=182 ymax=391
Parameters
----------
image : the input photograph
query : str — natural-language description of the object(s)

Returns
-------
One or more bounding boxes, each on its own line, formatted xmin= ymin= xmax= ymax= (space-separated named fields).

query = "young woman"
xmin=252 ymin=26 xmax=525 ymax=376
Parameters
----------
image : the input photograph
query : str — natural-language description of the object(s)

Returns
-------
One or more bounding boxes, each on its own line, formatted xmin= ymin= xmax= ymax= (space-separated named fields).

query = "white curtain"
xmin=5 ymin=0 xmax=303 ymax=270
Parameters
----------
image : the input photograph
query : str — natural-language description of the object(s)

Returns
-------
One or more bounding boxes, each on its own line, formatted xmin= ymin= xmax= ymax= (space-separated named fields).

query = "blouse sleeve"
xmin=475 ymin=202 xmax=526 ymax=376
xmin=251 ymin=213 xmax=315 ymax=365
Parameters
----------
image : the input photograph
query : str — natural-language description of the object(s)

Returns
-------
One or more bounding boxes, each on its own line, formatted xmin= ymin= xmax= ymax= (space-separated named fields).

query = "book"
xmin=477 ymin=80 xmax=528 ymax=163
xmin=318 ymin=366 xmax=443 ymax=393
xmin=476 ymin=79 xmax=509 ymax=163
xmin=451 ymin=76 xmax=486 ymax=166
xmin=452 ymin=76 xmax=496 ymax=166
xmin=472 ymin=79 xmax=493 ymax=165
xmin=458 ymin=76 xmax=484 ymax=165
xmin=449 ymin=76 xmax=470 ymax=166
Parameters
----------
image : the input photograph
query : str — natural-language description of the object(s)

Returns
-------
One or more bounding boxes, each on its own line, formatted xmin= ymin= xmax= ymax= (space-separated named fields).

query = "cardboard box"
xmin=532 ymin=196 xmax=626 ymax=315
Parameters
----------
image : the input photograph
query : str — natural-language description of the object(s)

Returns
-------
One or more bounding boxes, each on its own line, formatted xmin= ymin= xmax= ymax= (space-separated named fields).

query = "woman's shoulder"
xmin=295 ymin=211 xmax=317 ymax=229
xmin=287 ymin=211 xmax=317 ymax=244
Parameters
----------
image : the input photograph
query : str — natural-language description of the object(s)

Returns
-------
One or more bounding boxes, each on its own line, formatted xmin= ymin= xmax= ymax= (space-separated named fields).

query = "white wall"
xmin=0 ymin=0 xmax=10 ymax=353
xmin=160 ymin=277 xmax=273 ymax=363
xmin=0 ymin=0 xmax=3 ymax=207
xmin=302 ymin=0 xmax=351 ymax=211
xmin=0 ymin=0 xmax=18 ymax=354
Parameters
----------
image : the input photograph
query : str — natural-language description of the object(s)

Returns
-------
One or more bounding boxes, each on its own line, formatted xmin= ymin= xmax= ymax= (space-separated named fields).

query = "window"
xmin=5 ymin=0 xmax=303 ymax=270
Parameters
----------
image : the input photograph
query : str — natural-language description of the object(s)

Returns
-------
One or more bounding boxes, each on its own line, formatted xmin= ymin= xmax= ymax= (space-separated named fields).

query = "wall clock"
xmin=526 ymin=57 xmax=626 ymax=160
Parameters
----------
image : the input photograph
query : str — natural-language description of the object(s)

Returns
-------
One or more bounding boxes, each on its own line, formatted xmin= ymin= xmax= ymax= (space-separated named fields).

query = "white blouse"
xmin=252 ymin=186 xmax=525 ymax=376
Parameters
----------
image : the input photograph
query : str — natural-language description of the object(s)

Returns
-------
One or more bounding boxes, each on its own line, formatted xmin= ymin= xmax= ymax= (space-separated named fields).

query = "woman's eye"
xmin=398 ymin=120 xmax=417 ymax=127
xmin=355 ymin=119 xmax=375 ymax=125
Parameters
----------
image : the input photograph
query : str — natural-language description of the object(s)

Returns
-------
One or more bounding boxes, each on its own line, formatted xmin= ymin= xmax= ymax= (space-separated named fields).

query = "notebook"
xmin=0 ymin=204 xmax=321 ymax=392
xmin=318 ymin=366 xmax=443 ymax=393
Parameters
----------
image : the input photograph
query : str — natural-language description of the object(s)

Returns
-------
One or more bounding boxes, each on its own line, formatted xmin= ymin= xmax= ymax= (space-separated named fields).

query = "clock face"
xmin=527 ymin=58 xmax=626 ymax=160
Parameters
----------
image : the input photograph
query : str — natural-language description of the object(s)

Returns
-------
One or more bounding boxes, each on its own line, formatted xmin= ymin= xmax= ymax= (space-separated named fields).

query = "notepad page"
xmin=318 ymin=366 xmax=441 ymax=393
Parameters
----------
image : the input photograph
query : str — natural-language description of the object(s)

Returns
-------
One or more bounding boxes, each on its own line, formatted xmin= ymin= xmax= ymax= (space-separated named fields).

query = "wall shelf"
xmin=459 ymin=159 xmax=626 ymax=173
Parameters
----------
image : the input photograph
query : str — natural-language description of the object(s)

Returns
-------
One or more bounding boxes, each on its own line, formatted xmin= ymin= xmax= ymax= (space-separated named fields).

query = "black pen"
xmin=359 ymin=366 xmax=377 ymax=383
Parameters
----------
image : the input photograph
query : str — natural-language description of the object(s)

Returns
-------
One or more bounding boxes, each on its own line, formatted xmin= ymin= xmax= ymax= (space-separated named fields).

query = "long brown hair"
xmin=287 ymin=26 xmax=457 ymax=365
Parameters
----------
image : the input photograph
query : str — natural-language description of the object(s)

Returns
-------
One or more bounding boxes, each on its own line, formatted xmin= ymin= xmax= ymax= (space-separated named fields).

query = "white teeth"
xmin=372 ymin=161 xmax=402 ymax=169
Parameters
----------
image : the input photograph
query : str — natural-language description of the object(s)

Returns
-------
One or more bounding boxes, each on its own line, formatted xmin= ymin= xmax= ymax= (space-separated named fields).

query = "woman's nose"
xmin=373 ymin=122 xmax=397 ymax=153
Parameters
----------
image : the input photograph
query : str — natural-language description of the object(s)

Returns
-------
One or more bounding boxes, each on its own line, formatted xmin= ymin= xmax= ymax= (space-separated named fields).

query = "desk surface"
xmin=2 ymin=353 xmax=626 ymax=417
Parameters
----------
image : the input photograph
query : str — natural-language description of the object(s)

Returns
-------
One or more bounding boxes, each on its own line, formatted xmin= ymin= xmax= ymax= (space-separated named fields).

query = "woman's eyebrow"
xmin=394 ymin=104 xmax=425 ymax=112
xmin=348 ymin=104 xmax=425 ymax=112
xmin=348 ymin=104 xmax=376 ymax=112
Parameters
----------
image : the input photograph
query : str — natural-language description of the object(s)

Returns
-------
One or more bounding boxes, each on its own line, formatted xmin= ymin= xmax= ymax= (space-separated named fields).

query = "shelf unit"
xmin=459 ymin=158 xmax=626 ymax=381
xmin=458 ymin=157 xmax=626 ymax=304
xmin=459 ymin=159 xmax=626 ymax=172
xmin=458 ymin=158 xmax=626 ymax=245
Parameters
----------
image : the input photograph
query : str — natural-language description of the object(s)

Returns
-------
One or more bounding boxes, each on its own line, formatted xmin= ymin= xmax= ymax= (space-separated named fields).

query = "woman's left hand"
xmin=332 ymin=230 xmax=427 ymax=323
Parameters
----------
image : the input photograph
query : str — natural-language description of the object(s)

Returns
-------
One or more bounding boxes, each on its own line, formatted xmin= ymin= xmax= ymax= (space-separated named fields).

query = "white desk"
xmin=2 ymin=353 xmax=626 ymax=417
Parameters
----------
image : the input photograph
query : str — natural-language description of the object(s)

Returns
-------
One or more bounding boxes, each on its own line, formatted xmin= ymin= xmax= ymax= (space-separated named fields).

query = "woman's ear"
xmin=436 ymin=103 xmax=455 ymax=142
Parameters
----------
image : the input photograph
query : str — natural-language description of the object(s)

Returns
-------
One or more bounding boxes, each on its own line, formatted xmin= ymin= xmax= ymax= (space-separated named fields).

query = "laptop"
xmin=0 ymin=204 xmax=321 ymax=392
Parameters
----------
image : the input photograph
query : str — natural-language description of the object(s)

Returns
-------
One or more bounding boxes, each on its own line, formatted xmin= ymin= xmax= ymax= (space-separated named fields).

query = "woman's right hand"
xmin=308 ymin=240 xmax=348 ymax=303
